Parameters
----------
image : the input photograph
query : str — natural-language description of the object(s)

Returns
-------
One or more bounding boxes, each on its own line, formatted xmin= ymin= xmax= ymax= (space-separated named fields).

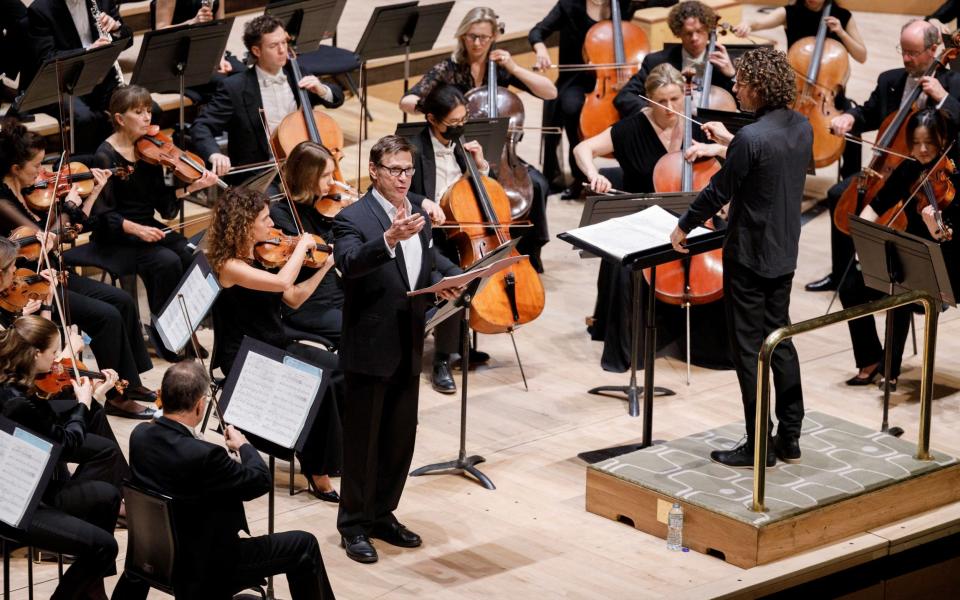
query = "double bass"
xmin=466 ymin=35 xmax=534 ymax=220
xmin=440 ymin=137 xmax=545 ymax=334
xmin=579 ymin=0 xmax=649 ymax=141
xmin=788 ymin=0 xmax=848 ymax=168
xmin=834 ymin=33 xmax=960 ymax=235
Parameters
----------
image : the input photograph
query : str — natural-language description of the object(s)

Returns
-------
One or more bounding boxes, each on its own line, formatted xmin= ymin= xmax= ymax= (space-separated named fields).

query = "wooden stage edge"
xmin=586 ymin=463 xmax=960 ymax=572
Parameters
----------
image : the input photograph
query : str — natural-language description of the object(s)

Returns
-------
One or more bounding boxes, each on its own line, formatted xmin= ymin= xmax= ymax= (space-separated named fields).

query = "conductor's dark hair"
xmin=243 ymin=15 xmax=286 ymax=51
xmin=735 ymin=47 xmax=797 ymax=110
xmin=0 ymin=118 xmax=46 ymax=176
xmin=159 ymin=360 xmax=210 ymax=414
xmin=907 ymin=109 xmax=950 ymax=153
xmin=419 ymin=83 xmax=467 ymax=121
xmin=369 ymin=135 xmax=416 ymax=167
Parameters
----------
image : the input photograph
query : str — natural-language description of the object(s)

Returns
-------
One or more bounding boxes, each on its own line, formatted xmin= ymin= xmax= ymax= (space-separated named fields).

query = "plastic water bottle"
xmin=666 ymin=502 xmax=683 ymax=551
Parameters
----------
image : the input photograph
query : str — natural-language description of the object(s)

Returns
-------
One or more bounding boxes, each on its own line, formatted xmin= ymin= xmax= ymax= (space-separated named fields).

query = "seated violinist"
xmin=0 ymin=118 xmax=157 ymax=419
xmin=839 ymin=109 xmax=960 ymax=389
xmin=191 ymin=14 xmax=345 ymax=177
xmin=93 ymin=85 xmax=219 ymax=362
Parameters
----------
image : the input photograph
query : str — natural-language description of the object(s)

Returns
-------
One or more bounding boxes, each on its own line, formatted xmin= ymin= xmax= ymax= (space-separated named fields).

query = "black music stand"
xmin=559 ymin=194 xmax=724 ymax=460
xmin=354 ymin=1 xmax=454 ymax=133
xmin=850 ymin=216 xmax=954 ymax=436
xmin=410 ymin=245 xmax=523 ymax=490
xmin=695 ymin=108 xmax=756 ymax=135
xmin=12 ymin=41 xmax=126 ymax=152
xmin=395 ymin=117 xmax=510 ymax=167
xmin=266 ymin=0 xmax=347 ymax=48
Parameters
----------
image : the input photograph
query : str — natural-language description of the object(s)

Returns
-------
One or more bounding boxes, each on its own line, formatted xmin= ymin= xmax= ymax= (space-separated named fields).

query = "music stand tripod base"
xmin=588 ymin=385 xmax=675 ymax=416
xmin=409 ymin=454 xmax=494 ymax=490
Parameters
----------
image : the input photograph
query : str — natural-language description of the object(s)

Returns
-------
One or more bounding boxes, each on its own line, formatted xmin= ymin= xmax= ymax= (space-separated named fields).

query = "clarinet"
xmin=88 ymin=0 xmax=125 ymax=86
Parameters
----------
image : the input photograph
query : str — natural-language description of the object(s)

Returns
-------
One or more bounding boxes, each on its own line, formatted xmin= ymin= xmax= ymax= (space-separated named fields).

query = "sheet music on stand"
xmin=218 ymin=337 xmax=328 ymax=452
xmin=0 ymin=416 xmax=61 ymax=529
xmin=151 ymin=254 xmax=220 ymax=354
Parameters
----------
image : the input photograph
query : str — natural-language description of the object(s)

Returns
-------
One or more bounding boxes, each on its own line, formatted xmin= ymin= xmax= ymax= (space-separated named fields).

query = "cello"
xmin=440 ymin=136 xmax=545 ymax=334
xmin=579 ymin=0 xmax=649 ymax=141
xmin=788 ymin=0 xmax=848 ymax=168
xmin=834 ymin=32 xmax=960 ymax=235
xmin=466 ymin=33 xmax=534 ymax=220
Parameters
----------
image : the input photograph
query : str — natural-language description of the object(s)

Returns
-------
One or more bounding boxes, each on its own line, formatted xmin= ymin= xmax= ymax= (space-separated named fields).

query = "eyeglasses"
xmin=896 ymin=44 xmax=932 ymax=58
xmin=463 ymin=34 xmax=493 ymax=44
xmin=441 ymin=117 xmax=467 ymax=128
xmin=378 ymin=164 xmax=416 ymax=178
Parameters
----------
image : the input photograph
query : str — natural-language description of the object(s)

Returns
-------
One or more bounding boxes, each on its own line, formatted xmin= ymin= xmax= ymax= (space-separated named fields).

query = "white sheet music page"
xmin=156 ymin=266 xmax=219 ymax=353
xmin=223 ymin=353 xmax=323 ymax=450
xmin=0 ymin=427 xmax=53 ymax=528
xmin=565 ymin=205 xmax=712 ymax=261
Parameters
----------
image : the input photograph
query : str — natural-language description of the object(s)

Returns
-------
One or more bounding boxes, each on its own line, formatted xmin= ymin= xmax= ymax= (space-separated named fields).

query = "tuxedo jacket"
xmin=128 ymin=417 xmax=271 ymax=589
xmin=406 ymin=126 xmax=466 ymax=202
xmin=24 ymin=0 xmax=132 ymax=91
xmin=333 ymin=190 xmax=461 ymax=378
xmin=190 ymin=66 xmax=345 ymax=168
xmin=848 ymin=67 xmax=960 ymax=133
xmin=0 ymin=0 xmax=27 ymax=80
xmin=613 ymin=44 xmax=735 ymax=118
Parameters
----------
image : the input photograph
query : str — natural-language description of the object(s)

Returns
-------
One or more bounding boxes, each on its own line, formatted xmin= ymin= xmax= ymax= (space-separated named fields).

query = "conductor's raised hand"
xmin=670 ymin=225 xmax=689 ymax=254
xmin=384 ymin=203 xmax=424 ymax=248
xmin=701 ymin=121 xmax=733 ymax=146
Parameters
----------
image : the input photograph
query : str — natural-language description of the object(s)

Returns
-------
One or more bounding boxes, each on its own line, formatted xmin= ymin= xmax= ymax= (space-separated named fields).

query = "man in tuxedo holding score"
xmin=333 ymin=135 xmax=462 ymax=564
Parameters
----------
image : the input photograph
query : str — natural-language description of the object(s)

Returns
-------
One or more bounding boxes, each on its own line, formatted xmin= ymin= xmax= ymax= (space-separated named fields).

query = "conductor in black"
xmin=670 ymin=47 xmax=813 ymax=468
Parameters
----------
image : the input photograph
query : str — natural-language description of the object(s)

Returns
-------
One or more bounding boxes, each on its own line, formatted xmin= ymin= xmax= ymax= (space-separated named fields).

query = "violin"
xmin=9 ymin=225 xmax=80 ymax=262
xmin=22 ymin=162 xmax=133 ymax=213
xmin=0 ymin=268 xmax=60 ymax=313
xmin=834 ymin=30 xmax=960 ymax=235
xmin=918 ymin=158 xmax=956 ymax=240
xmin=254 ymin=228 xmax=332 ymax=270
xmin=466 ymin=27 xmax=534 ymax=220
xmin=648 ymin=71 xmax=724 ymax=307
xmin=579 ymin=0 xmax=649 ymax=142
xmin=312 ymin=180 xmax=360 ymax=219
xmin=440 ymin=135 xmax=545 ymax=333
xmin=698 ymin=22 xmax=738 ymax=112
xmin=135 ymin=125 xmax=228 ymax=189
xmin=788 ymin=0 xmax=848 ymax=168
xmin=34 ymin=357 xmax=129 ymax=400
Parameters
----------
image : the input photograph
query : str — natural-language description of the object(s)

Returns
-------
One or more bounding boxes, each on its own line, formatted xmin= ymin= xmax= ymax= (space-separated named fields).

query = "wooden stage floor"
xmin=5 ymin=3 xmax=960 ymax=599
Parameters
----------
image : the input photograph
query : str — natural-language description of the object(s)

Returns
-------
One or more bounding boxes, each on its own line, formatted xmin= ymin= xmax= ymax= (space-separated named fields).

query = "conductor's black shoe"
xmin=773 ymin=435 xmax=801 ymax=464
xmin=710 ymin=438 xmax=776 ymax=468
xmin=431 ymin=360 xmax=456 ymax=394
xmin=805 ymin=274 xmax=838 ymax=292
xmin=341 ymin=535 xmax=378 ymax=563
xmin=371 ymin=522 xmax=422 ymax=548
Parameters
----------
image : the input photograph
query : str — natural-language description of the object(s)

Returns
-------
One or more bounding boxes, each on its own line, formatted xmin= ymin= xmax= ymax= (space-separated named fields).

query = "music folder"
xmin=0 ymin=416 xmax=61 ymax=530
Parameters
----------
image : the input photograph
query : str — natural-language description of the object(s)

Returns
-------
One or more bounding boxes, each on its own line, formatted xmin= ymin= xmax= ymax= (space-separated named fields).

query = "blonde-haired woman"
xmin=399 ymin=6 xmax=556 ymax=114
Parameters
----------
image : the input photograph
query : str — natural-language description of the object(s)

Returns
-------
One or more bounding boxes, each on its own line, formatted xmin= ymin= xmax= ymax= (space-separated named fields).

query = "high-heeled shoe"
xmin=846 ymin=364 xmax=880 ymax=386
xmin=306 ymin=477 xmax=340 ymax=503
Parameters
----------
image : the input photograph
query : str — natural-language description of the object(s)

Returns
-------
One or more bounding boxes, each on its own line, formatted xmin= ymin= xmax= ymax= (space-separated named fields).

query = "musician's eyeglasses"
xmin=463 ymin=34 xmax=493 ymax=44
xmin=441 ymin=117 xmax=468 ymax=127
xmin=378 ymin=165 xmax=416 ymax=178
xmin=896 ymin=44 xmax=933 ymax=58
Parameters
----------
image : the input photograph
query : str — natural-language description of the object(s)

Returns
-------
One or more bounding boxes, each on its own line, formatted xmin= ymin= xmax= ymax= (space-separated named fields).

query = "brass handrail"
xmin=752 ymin=289 xmax=940 ymax=512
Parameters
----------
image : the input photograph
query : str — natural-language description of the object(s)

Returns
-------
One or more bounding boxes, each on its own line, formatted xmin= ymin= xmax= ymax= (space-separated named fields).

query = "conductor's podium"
xmin=585 ymin=411 xmax=960 ymax=568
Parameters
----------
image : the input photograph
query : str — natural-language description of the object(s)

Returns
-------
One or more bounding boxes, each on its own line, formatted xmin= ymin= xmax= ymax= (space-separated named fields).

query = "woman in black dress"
xmin=840 ymin=109 xmax=960 ymax=389
xmin=94 ymin=85 xmax=220 ymax=361
xmin=206 ymin=186 xmax=342 ymax=502
xmin=573 ymin=63 xmax=731 ymax=372
xmin=0 ymin=118 xmax=157 ymax=418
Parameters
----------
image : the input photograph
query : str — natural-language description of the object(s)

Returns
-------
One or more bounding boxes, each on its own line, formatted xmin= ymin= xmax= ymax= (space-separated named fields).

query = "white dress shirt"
xmin=901 ymin=76 xmax=945 ymax=111
xmin=373 ymin=187 xmax=422 ymax=290
xmin=257 ymin=66 xmax=298 ymax=134
xmin=429 ymin=129 xmax=490 ymax=200
xmin=66 ymin=0 xmax=95 ymax=48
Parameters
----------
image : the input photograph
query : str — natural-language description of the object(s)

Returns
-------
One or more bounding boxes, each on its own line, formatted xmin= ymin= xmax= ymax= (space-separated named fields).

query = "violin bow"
xmin=257 ymin=108 xmax=306 ymax=237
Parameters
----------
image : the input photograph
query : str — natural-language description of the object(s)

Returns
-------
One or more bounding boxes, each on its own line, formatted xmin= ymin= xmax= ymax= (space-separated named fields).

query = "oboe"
xmin=88 ymin=0 xmax=125 ymax=86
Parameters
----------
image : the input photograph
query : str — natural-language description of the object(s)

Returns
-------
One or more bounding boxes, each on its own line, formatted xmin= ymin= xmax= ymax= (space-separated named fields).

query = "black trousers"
xmin=839 ymin=264 xmax=912 ymax=378
xmin=337 ymin=369 xmax=419 ymax=538
xmin=825 ymin=176 xmax=858 ymax=281
xmin=541 ymin=78 xmax=590 ymax=186
xmin=7 ymin=479 xmax=121 ymax=600
xmin=724 ymin=262 xmax=804 ymax=442
xmin=513 ymin=163 xmax=550 ymax=272
xmin=285 ymin=342 xmax=343 ymax=477
xmin=107 ymin=228 xmax=193 ymax=315
xmin=65 ymin=275 xmax=152 ymax=386
xmin=282 ymin=304 xmax=343 ymax=347
xmin=113 ymin=530 xmax=335 ymax=600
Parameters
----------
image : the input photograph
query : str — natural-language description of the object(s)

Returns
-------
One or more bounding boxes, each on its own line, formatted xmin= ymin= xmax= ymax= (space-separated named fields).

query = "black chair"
xmin=1 ymin=531 xmax=63 ymax=600
xmin=122 ymin=482 xmax=266 ymax=598
xmin=298 ymin=45 xmax=365 ymax=118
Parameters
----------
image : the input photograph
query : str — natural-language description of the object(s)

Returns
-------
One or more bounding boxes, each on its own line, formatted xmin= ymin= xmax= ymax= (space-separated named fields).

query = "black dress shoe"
xmin=431 ymin=360 xmax=456 ymax=394
xmin=105 ymin=401 xmax=156 ymax=420
xmin=370 ymin=522 xmax=422 ymax=548
xmin=878 ymin=377 xmax=898 ymax=391
xmin=710 ymin=438 xmax=776 ymax=468
xmin=846 ymin=364 xmax=880 ymax=386
xmin=773 ymin=435 xmax=801 ymax=464
xmin=341 ymin=535 xmax=377 ymax=563
xmin=805 ymin=274 xmax=838 ymax=292
xmin=125 ymin=386 xmax=158 ymax=403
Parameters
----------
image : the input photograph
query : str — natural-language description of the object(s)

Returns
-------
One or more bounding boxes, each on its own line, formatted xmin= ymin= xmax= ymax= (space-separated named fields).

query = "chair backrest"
xmin=122 ymin=483 xmax=177 ymax=594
